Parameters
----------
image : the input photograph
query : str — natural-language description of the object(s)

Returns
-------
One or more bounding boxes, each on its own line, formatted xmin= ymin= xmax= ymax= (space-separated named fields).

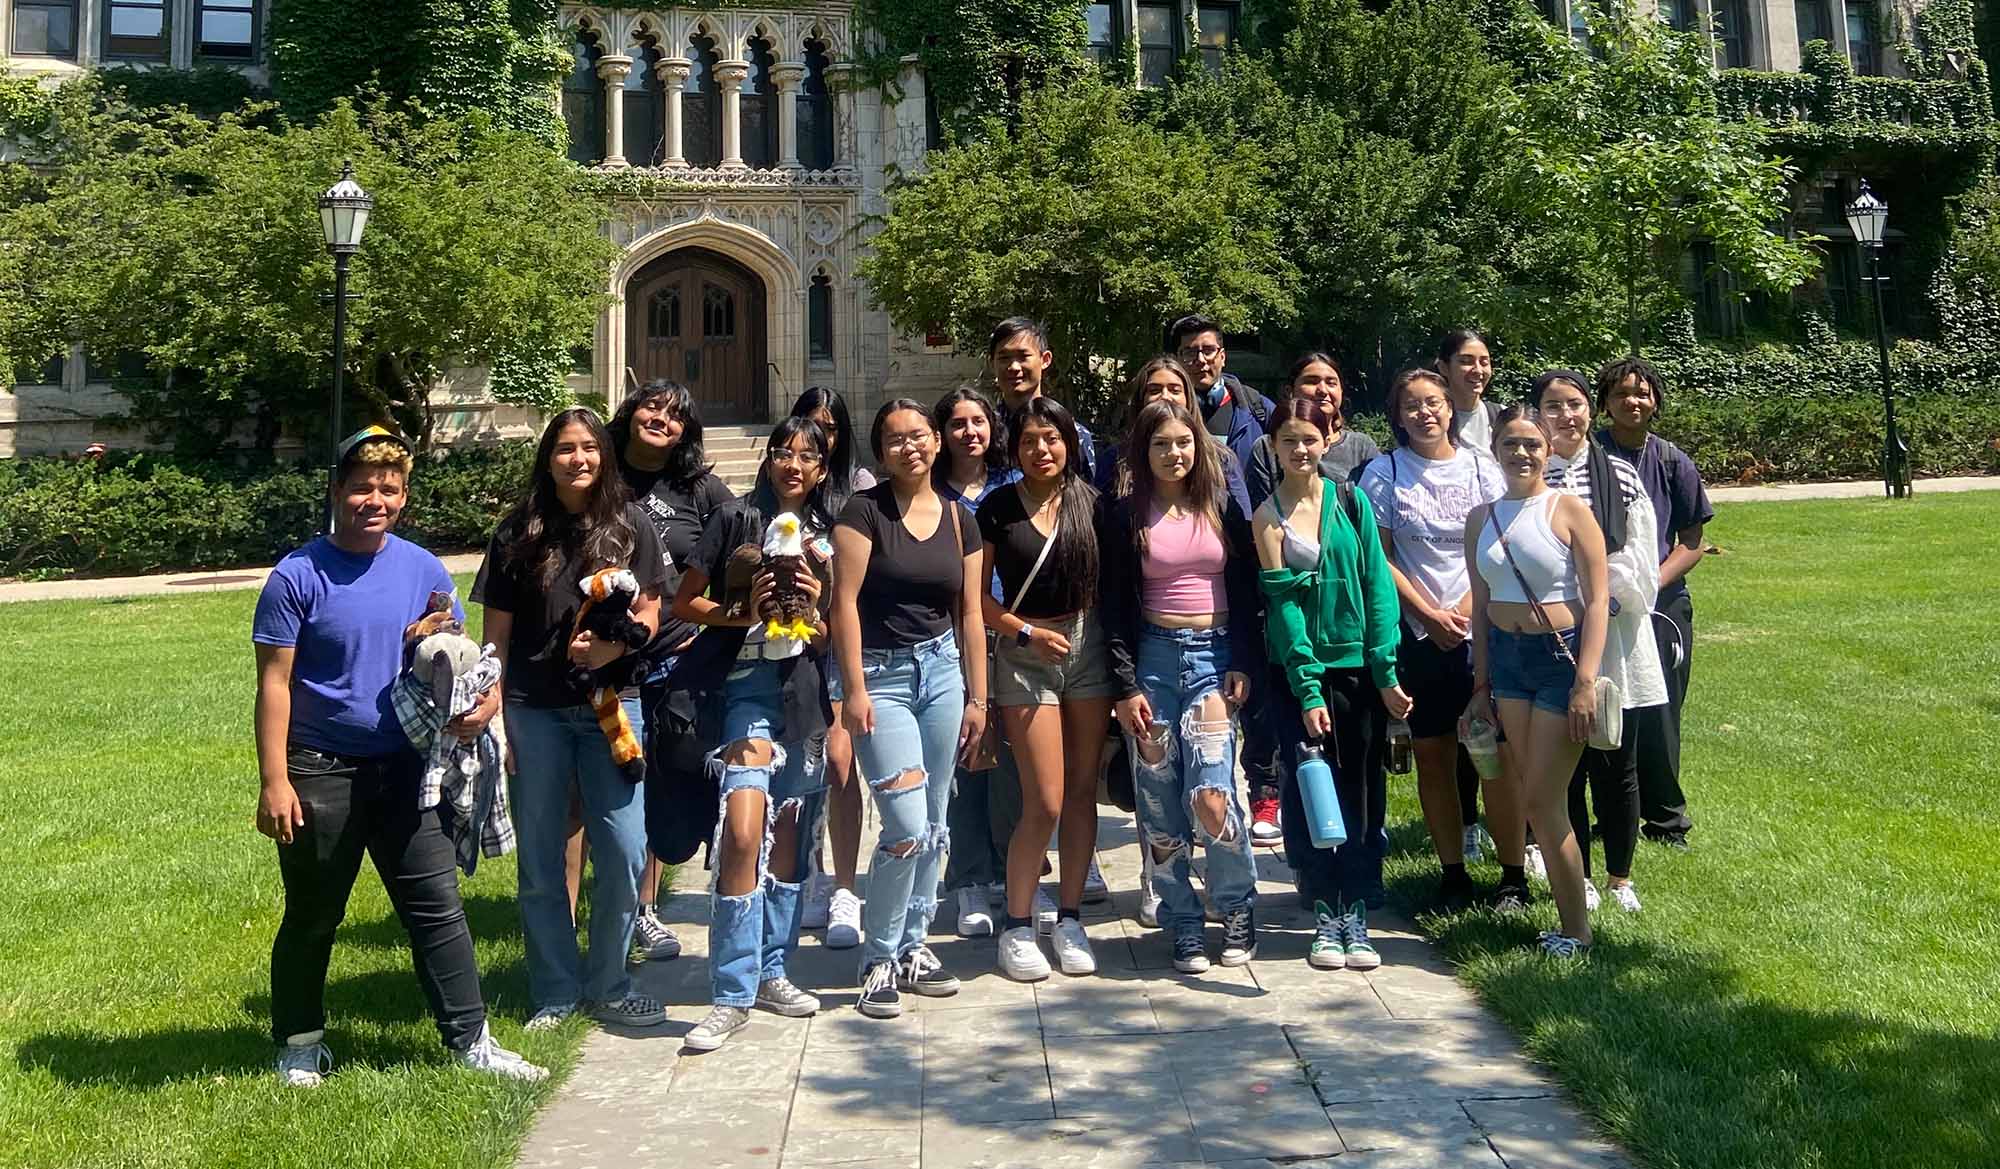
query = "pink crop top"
xmin=1142 ymin=506 xmax=1228 ymax=615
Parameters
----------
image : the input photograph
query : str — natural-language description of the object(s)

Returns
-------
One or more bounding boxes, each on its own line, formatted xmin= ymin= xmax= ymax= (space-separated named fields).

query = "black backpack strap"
xmin=1241 ymin=378 xmax=1270 ymax=430
xmin=1584 ymin=439 xmax=1629 ymax=554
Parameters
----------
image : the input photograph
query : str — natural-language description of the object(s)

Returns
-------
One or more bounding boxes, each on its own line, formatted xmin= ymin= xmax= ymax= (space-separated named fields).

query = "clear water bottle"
xmin=1463 ymin=712 xmax=1504 ymax=780
xmin=1296 ymin=741 xmax=1348 ymax=849
xmin=1386 ymin=718 xmax=1413 ymax=774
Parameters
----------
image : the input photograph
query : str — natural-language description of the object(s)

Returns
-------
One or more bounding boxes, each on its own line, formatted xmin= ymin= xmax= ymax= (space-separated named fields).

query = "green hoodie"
xmin=1258 ymin=477 xmax=1402 ymax=711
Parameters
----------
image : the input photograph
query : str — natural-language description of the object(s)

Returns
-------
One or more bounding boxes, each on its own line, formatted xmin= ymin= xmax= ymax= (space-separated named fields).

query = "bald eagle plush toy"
xmin=758 ymin=512 xmax=818 ymax=658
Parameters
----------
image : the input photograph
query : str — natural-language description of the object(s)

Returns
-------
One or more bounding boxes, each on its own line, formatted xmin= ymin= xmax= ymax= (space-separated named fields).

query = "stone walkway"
xmin=514 ymin=816 xmax=1630 ymax=1169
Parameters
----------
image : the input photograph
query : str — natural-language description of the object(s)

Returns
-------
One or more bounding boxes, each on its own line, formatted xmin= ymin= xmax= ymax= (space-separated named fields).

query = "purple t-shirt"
xmin=1598 ymin=430 xmax=1714 ymax=600
xmin=252 ymin=534 xmax=461 ymax=757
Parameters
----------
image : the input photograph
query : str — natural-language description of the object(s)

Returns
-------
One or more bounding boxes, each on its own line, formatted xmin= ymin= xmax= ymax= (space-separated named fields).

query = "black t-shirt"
xmin=623 ymin=466 xmax=734 ymax=651
xmin=975 ymin=484 xmax=1092 ymax=618
xmin=470 ymin=503 xmax=669 ymax=708
xmin=837 ymin=483 xmax=979 ymax=649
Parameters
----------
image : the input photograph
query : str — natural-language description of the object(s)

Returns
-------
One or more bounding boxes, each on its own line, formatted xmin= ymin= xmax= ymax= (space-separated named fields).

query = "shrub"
xmin=1660 ymin=392 xmax=2000 ymax=484
xmin=0 ymin=442 xmax=534 ymax=578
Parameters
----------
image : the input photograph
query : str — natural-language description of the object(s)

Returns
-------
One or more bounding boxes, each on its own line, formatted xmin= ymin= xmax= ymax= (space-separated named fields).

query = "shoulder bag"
xmin=1488 ymin=497 xmax=1622 ymax=750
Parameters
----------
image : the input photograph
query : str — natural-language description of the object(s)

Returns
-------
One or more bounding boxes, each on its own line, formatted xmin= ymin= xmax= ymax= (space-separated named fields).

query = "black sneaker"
xmin=1438 ymin=872 xmax=1479 ymax=911
xmin=858 ymin=960 xmax=902 ymax=1019
xmin=1646 ymin=831 xmax=1691 ymax=852
xmin=1219 ymin=906 xmax=1257 ymax=966
xmin=1492 ymin=883 xmax=1533 ymax=914
xmin=1172 ymin=932 xmax=1211 ymax=974
xmin=896 ymin=944 xmax=961 ymax=997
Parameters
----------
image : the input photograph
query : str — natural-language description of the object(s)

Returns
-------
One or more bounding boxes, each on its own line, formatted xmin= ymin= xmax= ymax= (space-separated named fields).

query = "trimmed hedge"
xmin=0 ymin=444 xmax=532 ymax=579
xmin=4 ymin=397 xmax=1997 ymax=578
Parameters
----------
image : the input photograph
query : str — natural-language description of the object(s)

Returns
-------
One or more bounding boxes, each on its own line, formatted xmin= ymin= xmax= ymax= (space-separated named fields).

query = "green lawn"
xmin=3 ymin=501 xmax=1997 ymax=1169
xmin=0 ymin=577 xmax=595 ymax=1169
xmin=1383 ymin=492 xmax=2000 ymax=1169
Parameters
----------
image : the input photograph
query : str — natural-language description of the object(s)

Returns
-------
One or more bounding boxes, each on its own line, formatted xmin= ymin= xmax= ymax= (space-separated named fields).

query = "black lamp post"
xmin=1844 ymin=180 xmax=1911 ymax=499
xmin=317 ymin=162 xmax=375 ymax=529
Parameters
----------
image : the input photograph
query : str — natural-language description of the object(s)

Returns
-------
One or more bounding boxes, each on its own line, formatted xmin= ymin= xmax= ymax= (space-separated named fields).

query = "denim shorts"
xmin=992 ymin=611 xmax=1115 ymax=706
xmin=1487 ymin=626 xmax=1581 ymax=716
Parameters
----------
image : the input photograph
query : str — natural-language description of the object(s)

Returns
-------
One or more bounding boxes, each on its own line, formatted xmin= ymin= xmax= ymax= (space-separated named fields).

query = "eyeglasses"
xmin=882 ymin=430 xmax=935 ymax=452
xmin=768 ymin=450 xmax=824 ymax=468
xmin=1178 ymin=345 xmax=1223 ymax=360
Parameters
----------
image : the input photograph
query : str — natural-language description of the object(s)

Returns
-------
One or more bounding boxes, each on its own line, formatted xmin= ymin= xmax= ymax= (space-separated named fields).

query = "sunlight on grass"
xmin=1382 ymin=493 xmax=2000 ymax=1169
xmin=0 ymin=576 xmax=589 ymax=1169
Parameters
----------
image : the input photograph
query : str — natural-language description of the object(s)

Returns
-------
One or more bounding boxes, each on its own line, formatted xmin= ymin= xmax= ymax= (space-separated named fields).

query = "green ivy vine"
xmin=852 ymin=0 xmax=1091 ymax=145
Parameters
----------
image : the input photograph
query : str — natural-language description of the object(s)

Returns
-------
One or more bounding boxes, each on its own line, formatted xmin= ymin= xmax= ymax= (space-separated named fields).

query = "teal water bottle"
xmin=1296 ymin=740 xmax=1347 ymax=849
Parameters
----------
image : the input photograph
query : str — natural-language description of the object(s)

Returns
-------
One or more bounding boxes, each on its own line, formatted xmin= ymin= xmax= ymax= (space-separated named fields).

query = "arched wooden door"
xmin=626 ymin=247 xmax=768 ymax=422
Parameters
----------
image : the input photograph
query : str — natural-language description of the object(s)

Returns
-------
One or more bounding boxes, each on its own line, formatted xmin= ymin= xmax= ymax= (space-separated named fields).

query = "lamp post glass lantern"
xmin=1844 ymin=179 xmax=1910 ymax=499
xmin=318 ymin=162 xmax=375 ymax=530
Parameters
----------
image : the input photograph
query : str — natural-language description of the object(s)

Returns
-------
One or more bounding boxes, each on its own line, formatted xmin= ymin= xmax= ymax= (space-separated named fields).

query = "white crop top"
xmin=1475 ymin=493 xmax=1577 ymax=605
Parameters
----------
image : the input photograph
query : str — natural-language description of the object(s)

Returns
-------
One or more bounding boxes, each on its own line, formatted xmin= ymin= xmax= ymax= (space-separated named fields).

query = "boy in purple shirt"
xmin=252 ymin=427 xmax=543 ymax=1087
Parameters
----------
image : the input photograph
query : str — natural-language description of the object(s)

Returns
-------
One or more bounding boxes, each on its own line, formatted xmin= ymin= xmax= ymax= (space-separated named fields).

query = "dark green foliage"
xmin=0 ymin=443 xmax=534 ymax=577
xmin=269 ymin=0 xmax=567 ymax=148
xmin=97 ymin=67 xmax=264 ymax=118
xmin=855 ymin=0 xmax=1088 ymax=145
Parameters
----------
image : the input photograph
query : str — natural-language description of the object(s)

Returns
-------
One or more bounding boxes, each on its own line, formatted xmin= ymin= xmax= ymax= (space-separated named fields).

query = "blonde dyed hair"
xmin=341 ymin=438 xmax=414 ymax=482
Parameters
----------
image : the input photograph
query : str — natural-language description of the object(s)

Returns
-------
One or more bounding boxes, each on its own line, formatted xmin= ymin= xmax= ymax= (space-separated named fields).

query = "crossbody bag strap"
xmin=1489 ymin=498 xmax=1576 ymax=664
xmin=1008 ymin=513 xmax=1059 ymax=617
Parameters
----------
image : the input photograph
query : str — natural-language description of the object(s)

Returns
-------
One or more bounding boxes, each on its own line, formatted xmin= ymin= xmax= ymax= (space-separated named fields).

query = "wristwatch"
xmin=1016 ymin=623 xmax=1036 ymax=648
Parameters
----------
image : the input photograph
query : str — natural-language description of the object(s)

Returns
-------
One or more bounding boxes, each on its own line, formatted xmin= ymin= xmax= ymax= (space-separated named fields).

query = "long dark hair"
xmin=1009 ymin=396 xmax=1099 ymax=607
xmin=932 ymin=384 xmax=1009 ymax=476
xmin=1436 ymin=327 xmax=1491 ymax=365
xmin=609 ymin=379 xmax=711 ymax=484
xmin=1386 ymin=368 xmax=1463 ymax=450
xmin=750 ymin=415 xmax=835 ymax=532
xmin=790 ymin=386 xmax=862 ymax=508
xmin=1125 ymin=400 xmax=1223 ymax=558
xmin=1124 ymin=354 xmax=1195 ymax=422
xmin=503 ymin=408 xmax=636 ymax=590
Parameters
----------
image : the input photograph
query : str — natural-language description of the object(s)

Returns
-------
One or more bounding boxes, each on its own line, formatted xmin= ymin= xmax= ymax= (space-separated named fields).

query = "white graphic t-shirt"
xmin=1359 ymin=447 xmax=1505 ymax=638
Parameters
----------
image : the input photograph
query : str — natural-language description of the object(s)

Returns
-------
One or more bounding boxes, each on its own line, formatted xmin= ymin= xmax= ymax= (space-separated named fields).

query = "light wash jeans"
xmin=852 ymin=631 xmax=964 ymax=971
xmin=709 ymin=658 xmax=828 ymax=1008
xmin=507 ymin=696 xmax=648 ymax=1010
xmin=1130 ymin=625 xmax=1257 ymax=937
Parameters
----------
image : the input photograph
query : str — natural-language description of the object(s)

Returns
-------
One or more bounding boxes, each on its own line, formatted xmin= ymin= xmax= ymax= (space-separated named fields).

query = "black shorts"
xmin=1398 ymin=624 xmax=1474 ymax=740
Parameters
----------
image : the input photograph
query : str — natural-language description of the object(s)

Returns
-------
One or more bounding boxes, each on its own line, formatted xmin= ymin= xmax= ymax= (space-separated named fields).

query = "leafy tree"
xmin=0 ymin=82 xmax=618 ymax=453
xmin=859 ymin=73 xmax=1293 ymax=411
xmin=1496 ymin=2 xmax=1820 ymax=353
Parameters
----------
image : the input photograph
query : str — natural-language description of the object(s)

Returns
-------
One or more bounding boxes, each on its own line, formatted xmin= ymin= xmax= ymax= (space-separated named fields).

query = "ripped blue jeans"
xmin=852 ymin=631 xmax=964 ymax=971
xmin=709 ymin=658 xmax=828 ymax=1008
xmin=1130 ymin=624 xmax=1257 ymax=937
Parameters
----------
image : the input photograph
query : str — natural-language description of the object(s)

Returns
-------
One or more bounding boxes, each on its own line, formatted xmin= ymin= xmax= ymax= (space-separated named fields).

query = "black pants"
xmin=1456 ymin=748 xmax=1481 ymax=828
xmin=943 ymin=742 xmax=1024 ymax=892
xmin=1637 ymin=590 xmax=1695 ymax=837
xmin=1242 ymin=690 xmax=1282 ymax=804
xmin=1273 ymin=667 xmax=1388 ymax=909
xmin=271 ymin=746 xmax=487 ymax=1050
xmin=1568 ymin=733 xmax=1640 ymax=879
xmin=641 ymin=674 xmax=720 ymax=867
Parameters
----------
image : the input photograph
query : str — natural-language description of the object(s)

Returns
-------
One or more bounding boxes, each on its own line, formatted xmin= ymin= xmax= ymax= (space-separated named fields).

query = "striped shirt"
xmin=1547 ymin=446 xmax=1647 ymax=509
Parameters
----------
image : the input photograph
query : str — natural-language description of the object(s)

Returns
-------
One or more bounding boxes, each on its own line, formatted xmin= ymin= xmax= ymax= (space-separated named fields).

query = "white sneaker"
xmin=1051 ymin=917 xmax=1097 ymax=975
xmin=1462 ymin=823 xmax=1485 ymax=865
xmin=802 ymin=872 xmax=834 ymax=930
xmin=825 ymin=887 xmax=862 ymax=949
xmin=998 ymin=924 xmax=1051 ymax=981
xmin=456 ymin=1022 xmax=548 ymax=1081
xmin=1609 ymin=881 xmax=1642 ymax=913
xmin=956 ymin=885 xmax=995 ymax=937
xmin=1583 ymin=881 xmax=1602 ymax=912
xmin=523 ymin=1004 xmax=576 ymax=1033
xmin=1033 ymin=887 xmax=1058 ymax=935
xmin=1524 ymin=844 xmax=1547 ymax=884
xmin=276 ymin=1039 xmax=331 ymax=1087
xmin=1082 ymin=858 xmax=1109 ymax=903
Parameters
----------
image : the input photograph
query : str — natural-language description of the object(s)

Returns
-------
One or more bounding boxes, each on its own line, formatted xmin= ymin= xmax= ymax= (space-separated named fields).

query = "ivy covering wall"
xmin=268 ymin=0 xmax=570 ymax=148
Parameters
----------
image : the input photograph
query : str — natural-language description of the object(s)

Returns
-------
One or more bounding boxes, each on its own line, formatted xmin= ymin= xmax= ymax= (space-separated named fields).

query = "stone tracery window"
xmin=624 ymin=46 xmax=663 ymax=167
xmin=809 ymin=270 xmax=834 ymax=362
xmin=562 ymin=29 xmax=604 ymax=165
xmin=684 ymin=29 xmax=723 ymax=168
xmin=800 ymin=36 xmax=835 ymax=171
xmin=741 ymin=34 xmax=779 ymax=169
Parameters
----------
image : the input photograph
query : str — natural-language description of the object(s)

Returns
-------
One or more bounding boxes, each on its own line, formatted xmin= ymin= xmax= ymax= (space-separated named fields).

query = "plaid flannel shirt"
xmin=392 ymin=649 xmax=513 ymax=874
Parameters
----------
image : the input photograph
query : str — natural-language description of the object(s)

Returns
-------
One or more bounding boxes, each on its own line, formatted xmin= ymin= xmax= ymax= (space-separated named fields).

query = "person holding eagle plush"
xmin=669 ymin=415 xmax=839 ymax=1051
xmin=472 ymin=408 xmax=669 ymax=1033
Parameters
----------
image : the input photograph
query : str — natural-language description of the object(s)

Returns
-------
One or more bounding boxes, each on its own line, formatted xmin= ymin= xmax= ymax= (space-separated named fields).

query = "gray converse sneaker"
xmin=755 ymin=977 xmax=821 ymax=1017
xmin=589 ymin=993 xmax=667 ymax=1027
xmin=523 ymin=1003 xmax=576 ymax=1032
xmin=456 ymin=1022 xmax=548 ymax=1081
xmin=684 ymin=1005 xmax=751 ymax=1051
xmin=275 ymin=1039 xmax=331 ymax=1087
xmin=631 ymin=907 xmax=683 ymax=962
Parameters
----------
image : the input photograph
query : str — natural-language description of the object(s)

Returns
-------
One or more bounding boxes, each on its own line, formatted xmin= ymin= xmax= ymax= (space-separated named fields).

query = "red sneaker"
xmin=1250 ymin=796 xmax=1283 ymax=845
